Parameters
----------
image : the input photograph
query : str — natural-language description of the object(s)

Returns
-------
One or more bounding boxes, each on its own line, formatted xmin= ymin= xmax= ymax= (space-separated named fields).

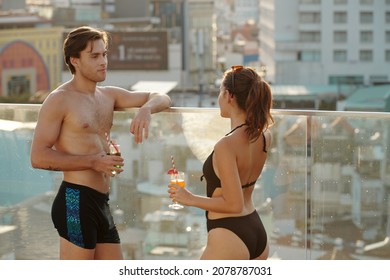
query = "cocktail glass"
xmin=108 ymin=140 xmax=121 ymax=175
xmin=168 ymin=171 xmax=185 ymax=210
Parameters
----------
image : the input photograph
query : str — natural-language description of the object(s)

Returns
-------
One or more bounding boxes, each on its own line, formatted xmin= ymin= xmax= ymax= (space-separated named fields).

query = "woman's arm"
xmin=169 ymin=139 xmax=244 ymax=214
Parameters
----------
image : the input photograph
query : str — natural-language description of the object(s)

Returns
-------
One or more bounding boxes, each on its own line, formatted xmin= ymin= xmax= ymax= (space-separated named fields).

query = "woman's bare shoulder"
xmin=214 ymin=133 xmax=241 ymax=154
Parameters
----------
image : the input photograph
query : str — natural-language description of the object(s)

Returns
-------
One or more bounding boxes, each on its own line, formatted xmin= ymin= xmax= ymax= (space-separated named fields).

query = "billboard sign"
xmin=109 ymin=31 xmax=168 ymax=70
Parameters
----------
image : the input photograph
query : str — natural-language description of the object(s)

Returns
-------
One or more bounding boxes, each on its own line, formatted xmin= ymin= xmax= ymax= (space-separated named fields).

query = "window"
xmin=334 ymin=12 xmax=347 ymax=23
xmin=361 ymin=187 xmax=381 ymax=207
xmin=334 ymin=31 xmax=347 ymax=43
xmin=360 ymin=31 xmax=373 ymax=43
xmin=300 ymin=0 xmax=321 ymax=4
xmin=360 ymin=12 xmax=373 ymax=24
xmin=386 ymin=12 xmax=390 ymax=23
xmin=8 ymin=75 xmax=31 ymax=96
xmin=299 ymin=12 xmax=321 ymax=23
xmin=334 ymin=0 xmax=347 ymax=4
xmin=360 ymin=50 xmax=373 ymax=61
xmin=320 ymin=180 xmax=339 ymax=192
xmin=386 ymin=50 xmax=390 ymax=62
xmin=386 ymin=31 xmax=390 ymax=43
xmin=387 ymin=0 xmax=390 ymax=4
xmin=360 ymin=0 xmax=373 ymax=5
xmin=300 ymin=31 xmax=321 ymax=42
xmin=334 ymin=50 xmax=347 ymax=62
xmin=341 ymin=175 xmax=352 ymax=194
xmin=298 ymin=50 xmax=321 ymax=61
xmin=329 ymin=76 xmax=364 ymax=85
xmin=370 ymin=75 xmax=389 ymax=84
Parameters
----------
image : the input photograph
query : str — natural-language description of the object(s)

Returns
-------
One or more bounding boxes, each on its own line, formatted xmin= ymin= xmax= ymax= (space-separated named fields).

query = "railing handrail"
xmin=2 ymin=103 xmax=390 ymax=118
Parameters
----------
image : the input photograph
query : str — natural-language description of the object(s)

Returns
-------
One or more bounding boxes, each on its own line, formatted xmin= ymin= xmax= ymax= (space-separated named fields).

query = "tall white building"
xmin=233 ymin=0 xmax=260 ymax=26
xmin=259 ymin=0 xmax=390 ymax=85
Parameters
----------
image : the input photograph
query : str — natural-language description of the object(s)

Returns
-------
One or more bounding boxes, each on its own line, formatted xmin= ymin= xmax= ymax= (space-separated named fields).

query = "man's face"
xmin=73 ymin=39 xmax=108 ymax=82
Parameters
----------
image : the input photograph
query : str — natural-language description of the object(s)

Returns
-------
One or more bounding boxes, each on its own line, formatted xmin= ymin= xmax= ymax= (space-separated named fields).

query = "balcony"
xmin=1 ymin=103 xmax=390 ymax=260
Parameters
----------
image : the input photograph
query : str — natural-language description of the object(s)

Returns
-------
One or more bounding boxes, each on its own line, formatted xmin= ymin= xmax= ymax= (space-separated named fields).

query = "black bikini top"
xmin=201 ymin=123 xmax=267 ymax=197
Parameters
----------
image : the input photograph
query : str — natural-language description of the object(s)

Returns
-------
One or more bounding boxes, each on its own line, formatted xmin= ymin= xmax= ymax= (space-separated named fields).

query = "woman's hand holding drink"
xmin=167 ymin=169 xmax=185 ymax=209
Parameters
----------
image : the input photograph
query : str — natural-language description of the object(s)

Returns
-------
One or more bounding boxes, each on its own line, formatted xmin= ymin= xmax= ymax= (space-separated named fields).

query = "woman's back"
xmin=207 ymin=125 xmax=272 ymax=219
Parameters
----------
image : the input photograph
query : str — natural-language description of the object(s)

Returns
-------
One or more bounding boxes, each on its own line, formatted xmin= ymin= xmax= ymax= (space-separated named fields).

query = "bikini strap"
xmin=242 ymin=180 xmax=256 ymax=189
xmin=225 ymin=123 xmax=246 ymax=136
xmin=262 ymin=132 xmax=267 ymax=153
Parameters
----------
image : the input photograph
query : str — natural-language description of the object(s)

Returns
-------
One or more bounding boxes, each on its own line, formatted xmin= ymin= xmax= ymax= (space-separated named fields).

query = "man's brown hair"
xmin=63 ymin=26 xmax=109 ymax=74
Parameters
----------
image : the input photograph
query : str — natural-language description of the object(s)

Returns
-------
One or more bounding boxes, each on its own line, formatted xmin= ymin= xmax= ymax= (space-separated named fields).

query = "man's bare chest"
xmin=65 ymin=100 xmax=114 ymax=133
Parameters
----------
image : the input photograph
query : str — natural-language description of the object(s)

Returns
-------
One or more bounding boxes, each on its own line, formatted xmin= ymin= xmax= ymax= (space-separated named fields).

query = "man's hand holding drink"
xmin=107 ymin=139 xmax=123 ymax=176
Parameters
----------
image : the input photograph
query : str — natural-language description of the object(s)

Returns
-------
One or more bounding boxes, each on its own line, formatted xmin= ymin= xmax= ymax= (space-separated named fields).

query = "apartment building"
xmin=149 ymin=0 xmax=217 ymax=91
xmin=232 ymin=0 xmax=260 ymax=26
xmin=259 ymin=0 xmax=390 ymax=86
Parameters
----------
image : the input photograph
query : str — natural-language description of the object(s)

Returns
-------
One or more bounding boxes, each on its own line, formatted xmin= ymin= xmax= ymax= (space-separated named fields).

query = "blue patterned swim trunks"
xmin=51 ymin=181 xmax=120 ymax=249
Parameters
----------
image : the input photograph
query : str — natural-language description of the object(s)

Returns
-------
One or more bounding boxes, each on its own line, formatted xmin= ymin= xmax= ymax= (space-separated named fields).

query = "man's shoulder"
xmin=46 ymin=87 xmax=68 ymax=100
xmin=98 ymin=85 xmax=128 ymax=94
xmin=41 ymin=85 xmax=73 ymax=108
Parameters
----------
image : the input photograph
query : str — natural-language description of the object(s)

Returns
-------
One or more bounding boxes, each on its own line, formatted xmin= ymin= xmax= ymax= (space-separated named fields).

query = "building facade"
xmin=259 ymin=0 xmax=390 ymax=86
xmin=150 ymin=0 xmax=217 ymax=91
xmin=0 ymin=26 xmax=63 ymax=100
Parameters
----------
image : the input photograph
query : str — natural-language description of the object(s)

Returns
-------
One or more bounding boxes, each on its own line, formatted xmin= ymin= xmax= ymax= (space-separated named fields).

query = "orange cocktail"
xmin=170 ymin=177 xmax=185 ymax=188
xmin=168 ymin=171 xmax=185 ymax=209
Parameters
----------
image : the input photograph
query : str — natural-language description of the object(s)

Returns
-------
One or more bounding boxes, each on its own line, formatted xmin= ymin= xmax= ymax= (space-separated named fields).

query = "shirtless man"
xmin=30 ymin=26 xmax=171 ymax=260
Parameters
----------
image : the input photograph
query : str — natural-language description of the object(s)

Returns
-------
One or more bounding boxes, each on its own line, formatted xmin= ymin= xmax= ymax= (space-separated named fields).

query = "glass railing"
xmin=1 ymin=103 xmax=390 ymax=260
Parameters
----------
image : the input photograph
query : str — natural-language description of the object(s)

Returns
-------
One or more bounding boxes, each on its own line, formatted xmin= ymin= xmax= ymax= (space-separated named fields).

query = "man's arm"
xmin=31 ymin=93 xmax=90 ymax=171
xmin=109 ymin=86 xmax=171 ymax=143
xmin=30 ymin=93 xmax=119 ymax=176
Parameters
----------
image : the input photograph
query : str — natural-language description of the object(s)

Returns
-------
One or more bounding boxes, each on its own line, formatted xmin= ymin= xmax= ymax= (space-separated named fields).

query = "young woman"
xmin=169 ymin=65 xmax=274 ymax=260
